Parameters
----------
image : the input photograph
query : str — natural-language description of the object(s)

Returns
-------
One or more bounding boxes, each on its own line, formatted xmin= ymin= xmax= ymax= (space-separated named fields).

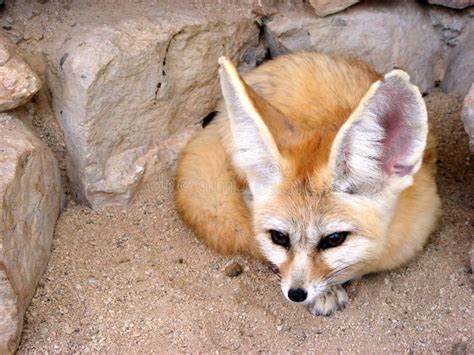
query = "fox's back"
xmin=242 ymin=52 xmax=381 ymax=132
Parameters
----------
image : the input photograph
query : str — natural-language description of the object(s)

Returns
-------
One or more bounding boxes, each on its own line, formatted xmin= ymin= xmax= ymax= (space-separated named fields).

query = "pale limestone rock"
xmin=427 ymin=0 xmax=474 ymax=9
xmin=252 ymin=0 xmax=279 ymax=16
xmin=266 ymin=1 xmax=442 ymax=93
xmin=0 ymin=114 xmax=62 ymax=354
xmin=429 ymin=5 xmax=472 ymax=46
xmin=0 ymin=32 xmax=41 ymax=112
xmin=48 ymin=13 xmax=259 ymax=209
xmin=309 ymin=0 xmax=359 ymax=17
xmin=442 ymin=26 xmax=474 ymax=95
xmin=461 ymin=84 xmax=474 ymax=152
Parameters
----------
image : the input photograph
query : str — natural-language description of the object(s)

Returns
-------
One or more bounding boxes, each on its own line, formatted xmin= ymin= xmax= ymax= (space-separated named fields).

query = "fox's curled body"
xmin=175 ymin=53 xmax=440 ymax=315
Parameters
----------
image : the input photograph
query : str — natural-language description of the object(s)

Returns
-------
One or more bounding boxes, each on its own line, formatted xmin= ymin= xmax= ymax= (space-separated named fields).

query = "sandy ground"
xmin=15 ymin=88 xmax=473 ymax=353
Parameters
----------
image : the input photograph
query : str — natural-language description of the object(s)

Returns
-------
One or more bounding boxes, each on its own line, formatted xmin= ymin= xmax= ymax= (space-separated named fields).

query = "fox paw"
xmin=308 ymin=284 xmax=349 ymax=316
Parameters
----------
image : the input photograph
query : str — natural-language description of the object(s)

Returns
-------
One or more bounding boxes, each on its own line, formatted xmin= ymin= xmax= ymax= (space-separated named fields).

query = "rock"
xmin=0 ymin=114 xmax=62 ymax=354
xmin=429 ymin=6 xmax=471 ymax=46
xmin=309 ymin=0 xmax=359 ymax=17
xmin=265 ymin=1 xmax=442 ymax=92
xmin=442 ymin=26 xmax=474 ymax=95
xmin=252 ymin=0 xmax=279 ymax=16
xmin=451 ymin=341 xmax=468 ymax=355
xmin=0 ymin=33 xmax=41 ymax=111
xmin=461 ymin=84 xmax=474 ymax=152
xmin=1 ymin=29 xmax=23 ymax=45
xmin=427 ymin=0 xmax=474 ymax=9
xmin=224 ymin=262 xmax=244 ymax=278
xmin=48 ymin=12 xmax=259 ymax=209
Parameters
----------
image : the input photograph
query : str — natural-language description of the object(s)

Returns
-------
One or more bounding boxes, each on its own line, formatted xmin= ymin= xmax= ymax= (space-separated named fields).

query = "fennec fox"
xmin=176 ymin=53 xmax=441 ymax=315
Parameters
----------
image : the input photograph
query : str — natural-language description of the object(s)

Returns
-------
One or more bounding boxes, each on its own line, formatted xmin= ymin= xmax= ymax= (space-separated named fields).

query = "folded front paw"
xmin=308 ymin=284 xmax=349 ymax=316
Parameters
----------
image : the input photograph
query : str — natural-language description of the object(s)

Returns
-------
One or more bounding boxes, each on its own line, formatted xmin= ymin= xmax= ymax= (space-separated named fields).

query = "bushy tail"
xmin=175 ymin=125 xmax=261 ymax=259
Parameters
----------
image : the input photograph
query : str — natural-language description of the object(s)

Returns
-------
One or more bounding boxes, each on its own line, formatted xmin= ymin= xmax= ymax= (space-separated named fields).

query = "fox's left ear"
xmin=218 ymin=57 xmax=297 ymax=198
xmin=329 ymin=70 xmax=428 ymax=194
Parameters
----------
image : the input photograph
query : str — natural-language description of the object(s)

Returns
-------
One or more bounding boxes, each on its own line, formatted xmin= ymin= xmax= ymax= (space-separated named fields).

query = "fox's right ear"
xmin=218 ymin=57 xmax=284 ymax=198
xmin=329 ymin=70 xmax=428 ymax=195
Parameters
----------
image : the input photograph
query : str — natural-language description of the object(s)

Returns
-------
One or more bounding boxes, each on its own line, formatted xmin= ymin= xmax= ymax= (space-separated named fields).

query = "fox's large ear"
xmin=329 ymin=70 xmax=428 ymax=195
xmin=218 ymin=57 xmax=284 ymax=197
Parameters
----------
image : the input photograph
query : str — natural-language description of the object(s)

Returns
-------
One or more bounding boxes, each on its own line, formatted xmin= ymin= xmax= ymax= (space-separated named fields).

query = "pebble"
xmin=64 ymin=325 xmax=74 ymax=335
xmin=24 ymin=8 xmax=41 ymax=20
xmin=5 ymin=29 xmax=23 ymax=44
xmin=3 ymin=15 xmax=14 ymax=25
xmin=451 ymin=342 xmax=467 ymax=355
xmin=224 ymin=262 xmax=243 ymax=278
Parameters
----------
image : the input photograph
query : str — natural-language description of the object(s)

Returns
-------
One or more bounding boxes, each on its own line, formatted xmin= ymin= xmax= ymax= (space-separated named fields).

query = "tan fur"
xmin=175 ymin=52 xmax=441 ymax=311
xmin=175 ymin=125 xmax=261 ymax=258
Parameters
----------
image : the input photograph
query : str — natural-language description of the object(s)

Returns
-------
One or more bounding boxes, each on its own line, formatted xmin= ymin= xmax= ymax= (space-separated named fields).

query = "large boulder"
xmin=265 ymin=1 xmax=443 ymax=93
xmin=0 ymin=114 xmax=62 ymax=354
xmin=0 ymin=32 xmax=41 ymax=112
xmin=48 ymin=12 xmax=259 ymax=209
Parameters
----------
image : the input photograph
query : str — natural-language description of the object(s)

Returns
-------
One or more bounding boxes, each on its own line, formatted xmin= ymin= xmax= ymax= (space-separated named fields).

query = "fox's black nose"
xmin=288 ymin=288 xmax=307 ymax=302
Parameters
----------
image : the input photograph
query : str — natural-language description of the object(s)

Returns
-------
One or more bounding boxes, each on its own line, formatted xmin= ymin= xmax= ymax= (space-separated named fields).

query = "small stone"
xmin=64 ymin=325 xmax=74 ymax=335
xmin=252 ymin=0 xmax=279 ymax=16
xmin=451 ymin=341 xmax=468 ymax=355
xmin=224 ymin=262 xmax=244 ymax=278
xmin=0 ymin=45 xmax=10 ymax=65
xmin=3 ymin=15 xmax=14 ymax=25
xmin=309 ymin=0 xmax=359 ymax=17
xmin=24 ymin=8 xmax=41 ymax=20
xmin=0 ymin=33 xmax=41 ymax=111
xmin=4 ymin=29 xmax=23 ymax=45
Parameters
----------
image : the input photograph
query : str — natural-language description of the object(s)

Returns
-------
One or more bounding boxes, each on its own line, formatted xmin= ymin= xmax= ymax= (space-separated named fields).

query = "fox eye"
xmin=269 ymin=230 xmax=290 ymax=248
xmin=319 ymin=232 xmax=348 ymax=249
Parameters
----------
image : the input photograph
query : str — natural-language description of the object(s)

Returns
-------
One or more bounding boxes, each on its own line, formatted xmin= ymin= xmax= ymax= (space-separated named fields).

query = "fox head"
xmin=218 ymin=57 xmax=428 ymax=305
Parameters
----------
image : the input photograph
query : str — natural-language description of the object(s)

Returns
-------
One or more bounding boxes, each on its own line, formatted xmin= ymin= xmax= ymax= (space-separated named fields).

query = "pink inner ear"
xmin=332 ymin=73 xmax=425 ymax=194
xmin=377 ymin=84 xmax=417 ymax=177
